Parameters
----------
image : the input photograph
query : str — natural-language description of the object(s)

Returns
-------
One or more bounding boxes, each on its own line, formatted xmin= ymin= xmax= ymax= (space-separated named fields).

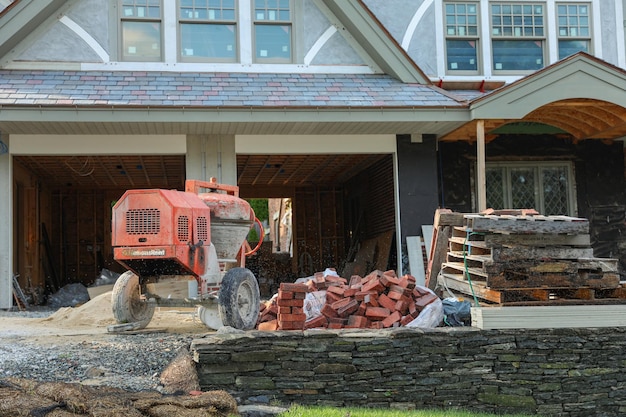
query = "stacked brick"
xmin=258 ymin=282 xmax=308 ymax=330
xmin=256 ymin=269 xmax=440 ymax=331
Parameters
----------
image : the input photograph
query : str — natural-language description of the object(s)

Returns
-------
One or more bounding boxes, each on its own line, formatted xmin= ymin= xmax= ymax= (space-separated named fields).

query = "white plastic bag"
xmin=405 ymin=285 xmax=444 ymax=328
xmin=303 ymin=290 xmax=326 ymax=321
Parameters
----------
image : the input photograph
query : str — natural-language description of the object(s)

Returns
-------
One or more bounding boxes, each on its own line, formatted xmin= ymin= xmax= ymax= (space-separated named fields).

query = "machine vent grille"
xmin=177 ymin=216 xmax=189 ymax=242
xmin=197 ymin=216 xmax=208 ymax=242
xmin=126 ymin=209 xmax=160 ymax=235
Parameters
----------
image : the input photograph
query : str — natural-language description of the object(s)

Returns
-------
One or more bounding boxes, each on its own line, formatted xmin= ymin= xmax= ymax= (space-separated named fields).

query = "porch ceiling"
xmin=13 ymin=153 xmax=387 ymax=191
xmin=439 ymin=98 xmax=626 ymax=142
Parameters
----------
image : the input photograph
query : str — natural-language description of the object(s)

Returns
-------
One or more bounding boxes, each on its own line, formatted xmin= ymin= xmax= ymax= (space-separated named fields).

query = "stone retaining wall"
xmin=191 ymin=327 xmax=626 ymax=416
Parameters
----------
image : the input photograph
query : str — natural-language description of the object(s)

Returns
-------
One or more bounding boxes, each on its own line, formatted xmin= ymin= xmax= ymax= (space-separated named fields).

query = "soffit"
xmin=12 ymin=153 xmax=388 ymax=191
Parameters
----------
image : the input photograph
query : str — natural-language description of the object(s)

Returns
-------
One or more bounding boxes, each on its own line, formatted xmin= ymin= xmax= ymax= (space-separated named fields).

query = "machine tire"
xmin=111 ymin=271 xmax=155 ymax=329
xmin=218 ymin=267 xmax=260 ymax=330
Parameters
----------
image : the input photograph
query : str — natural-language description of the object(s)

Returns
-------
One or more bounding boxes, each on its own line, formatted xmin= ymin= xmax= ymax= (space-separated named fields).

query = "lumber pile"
xmin=257 ymin=269 xmax=440 ymax=330
xmin=437 ymin=210 xmax=623 ymax=306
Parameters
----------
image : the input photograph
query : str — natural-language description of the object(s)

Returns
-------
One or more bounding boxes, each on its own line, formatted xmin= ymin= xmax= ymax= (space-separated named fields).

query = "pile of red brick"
xmin=256 ymin=269 xmax=440 ymax=331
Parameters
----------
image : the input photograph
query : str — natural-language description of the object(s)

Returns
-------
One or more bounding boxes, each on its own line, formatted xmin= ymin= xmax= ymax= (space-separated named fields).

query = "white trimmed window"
xmin=120 ymin=0 xmax=162 ymax=61
xmin=557 ymin=3 xmax=590 ymax=59
xmin=179 ymin=0 xmax=238 ymax=62
xmin=253 ymin=0 xmax=292 ymax=62
xmin=444 ymin=2 xmax=480 ymax=73
xmin=484 ymin=162 xmax=576 ymax=216
xmin=490 ymin=2 xmax=545 ymax=72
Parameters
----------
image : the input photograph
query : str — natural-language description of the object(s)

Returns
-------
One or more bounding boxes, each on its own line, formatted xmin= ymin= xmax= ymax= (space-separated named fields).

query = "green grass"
xmin=278 ymin=405 xmax=538 ymax=417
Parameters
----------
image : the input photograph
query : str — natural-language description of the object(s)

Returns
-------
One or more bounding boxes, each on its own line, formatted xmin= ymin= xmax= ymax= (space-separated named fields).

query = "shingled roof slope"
xmin=0 ymin=70 xmax=466 ymax=108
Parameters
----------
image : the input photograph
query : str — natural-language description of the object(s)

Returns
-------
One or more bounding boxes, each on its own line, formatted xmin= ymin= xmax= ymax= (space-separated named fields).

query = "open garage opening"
xmin=11 ymin=152 xmax=397 ymax=303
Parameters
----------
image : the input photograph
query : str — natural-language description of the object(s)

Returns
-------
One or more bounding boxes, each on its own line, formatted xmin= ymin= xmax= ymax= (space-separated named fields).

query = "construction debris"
xmin=257 ymin=269 xmax=444 ymax=330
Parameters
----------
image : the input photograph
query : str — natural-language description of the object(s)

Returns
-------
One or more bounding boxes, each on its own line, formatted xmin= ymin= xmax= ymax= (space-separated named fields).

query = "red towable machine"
xmin=111 ymin=178 xmax=262 ymax=330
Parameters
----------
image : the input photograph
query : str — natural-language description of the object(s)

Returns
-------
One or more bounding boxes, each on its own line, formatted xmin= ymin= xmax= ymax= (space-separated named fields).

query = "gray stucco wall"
xmin=18 ymin=23 xmax=102 ymax=62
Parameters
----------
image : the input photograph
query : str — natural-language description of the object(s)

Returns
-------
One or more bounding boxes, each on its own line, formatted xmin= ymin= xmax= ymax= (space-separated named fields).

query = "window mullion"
xmin=240 ymin=0 xmax=253 ymax=65
xmin=163 ymin=0 xmax=176 ymax=64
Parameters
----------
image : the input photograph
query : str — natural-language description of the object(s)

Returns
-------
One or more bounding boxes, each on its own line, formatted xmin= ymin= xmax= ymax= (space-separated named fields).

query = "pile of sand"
xmin=40 ymin=291 xmax=117 ymax=328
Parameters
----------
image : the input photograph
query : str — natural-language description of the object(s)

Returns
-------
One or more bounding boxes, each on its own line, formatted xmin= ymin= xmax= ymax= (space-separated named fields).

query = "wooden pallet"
xmin=439 ymin=272 xmax=626 ymax=306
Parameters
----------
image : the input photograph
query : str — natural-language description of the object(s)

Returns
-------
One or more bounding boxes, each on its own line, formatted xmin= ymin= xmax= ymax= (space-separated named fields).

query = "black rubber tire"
xmin=111 ymin=271 xmax=155 ymax=329
xmin=218 ymin=267 xmax=260 ymax=330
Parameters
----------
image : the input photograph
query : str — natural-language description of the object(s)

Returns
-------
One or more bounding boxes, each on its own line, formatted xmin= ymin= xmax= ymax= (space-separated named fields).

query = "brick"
xmin=278 ymin=313 xmax=307 ymax=322
xmin=291 ymin=306 xmax=304 ymax=315
xmin=366 ymin=297 xmax=379 ymax=307
xmin=325 ymin=290 xmax=342 ymax=305
xmin=278 ymin=290 xmax=294 ymax=299
xmin=331 ymin=297 xmax=352 ymax=311
xmin=304 ymin=315 xmax=328 ymax=329
xmin=337 ymin=299 xmax=359 ymax=317
xmin=321 ymin=303 xmax=339 ymax=318
xmin=294 ymin=292 xmax=307 ymax=300
xmin=279 ymin=321 xmax=305 ymax=330
xmin=415 ymin=293 xmax=439 ymax=310
xmin=381 ymin=311 xmax=402 ymax=328
xmin=357 ymin=301 xmax=367 ymax=316
xmin=401 ymin=314 xmax=415 ymax=326
xmin=387 ymin=289 xmax=404 ymax=301
xmin=313 ymin=276 xmax=327 ymax=290
xmin=380 ymin=273 xmax=400 ymax=288
xmin=346 ymin=315 xmax=369 ymax=328
xmin=328 ymin=322 xmax=343 ymax=329
xmin=369 ymin=321 xmax=384 ymax=329
xmin=278 ymin=306 xmax=292 ymax=314
xmin=260 ymin=312 xmax=276 ymax=322
xmin=328 ymin=317 xmax=348 ymax=325
xmin=395 ymin=299 xmax=409 ymax=315
xmin=408 ymin=299 xmax=417 ymax=315
xmin=355 ymin=290 xmax=378 ymax=302
xmin=327 ymin=285 xmax=345 ymax=296
xmin=344 ymin=287 xmax=358 ymax=297
xmin=325 ymin=275 xmax=348 ymax=285
xmin=378 ymin=294 xmax=397 ymax=311
xmin=258 ymin=320 xmax=278 ymax=331
xmin=280 ymin=283 xmax=309 ymax=293
xmin=362 ymin=278 xmax=384 ymax=293
xmin=365 ymin=306 xmax=391 ymax=320
xmin=277 ymin=298 xmax=304 ymax=307
xmin=268 ymin=304 xmax=278 ymax=314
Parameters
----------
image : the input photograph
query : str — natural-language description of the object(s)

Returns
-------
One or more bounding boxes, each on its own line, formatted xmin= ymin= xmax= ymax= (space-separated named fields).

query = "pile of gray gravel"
xmin=0 ymin=322 xmax=192 ymax=392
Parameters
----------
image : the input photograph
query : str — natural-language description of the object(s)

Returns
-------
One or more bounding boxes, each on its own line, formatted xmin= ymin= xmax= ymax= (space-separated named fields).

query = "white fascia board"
xmin=235 ymin=134 xmax=396 ymax=154
xmin=10 ymin=134 xmax=186 ymax=155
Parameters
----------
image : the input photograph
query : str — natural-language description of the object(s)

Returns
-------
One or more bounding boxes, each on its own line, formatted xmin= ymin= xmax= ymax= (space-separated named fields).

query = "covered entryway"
xmin=436 ymin=52 xmax=626 ymax=272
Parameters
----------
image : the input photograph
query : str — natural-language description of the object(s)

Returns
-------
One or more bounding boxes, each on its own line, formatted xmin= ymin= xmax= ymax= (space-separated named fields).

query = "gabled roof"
xmin=0 ymin=0 xmax=69 ymax=62
xmin=322 ymin=0 xmax=430 ymax=84
xmin=471 ymin=52 xmax=626 ymax=118
xmin=441 ymin=53 xmax=626 ymax=141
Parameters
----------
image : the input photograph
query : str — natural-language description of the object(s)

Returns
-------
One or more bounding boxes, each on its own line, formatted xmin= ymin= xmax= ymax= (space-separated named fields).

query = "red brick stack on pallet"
xmin=257 ymin=269 xmax=440 ymax=331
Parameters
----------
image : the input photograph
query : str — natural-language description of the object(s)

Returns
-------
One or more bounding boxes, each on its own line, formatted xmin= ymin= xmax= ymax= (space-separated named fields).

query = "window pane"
xmin=181 ymin=23 xmax=236 ymax=59
xmin=122 ymin=21 xmax=161 ymax=59
xmin=255 ymin=24 xmax=291 ymax=59
xmin=542 ymin=168 xmax=569 ymax=215
xmin=510 ymin=168 xmax=536 ymax=209
xmin=446 ymin=40 xmax=477 ymax=70
xmin=486 ymin=168 xmax=505 ymax=210
xmin=558 ymin=39 xmax=589 ymax=59
xmin=492 ymin=40 xmax=543 ymax=70
xmin=491 ymin=2 xmax=544 ymax=38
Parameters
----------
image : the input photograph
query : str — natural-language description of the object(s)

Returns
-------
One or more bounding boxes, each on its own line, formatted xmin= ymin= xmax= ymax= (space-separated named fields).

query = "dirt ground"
xmin=0 ymin=291 xmax=212 ymax=345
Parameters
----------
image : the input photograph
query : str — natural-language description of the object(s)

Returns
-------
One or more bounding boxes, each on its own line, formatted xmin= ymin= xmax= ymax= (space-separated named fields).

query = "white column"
xmin=476 ymin=120 xmax=487 ymax=212
xmin=0 ymin=135 xmax=12 ymax=309
xmin=186 ymin=135 xmax=237 ymax=186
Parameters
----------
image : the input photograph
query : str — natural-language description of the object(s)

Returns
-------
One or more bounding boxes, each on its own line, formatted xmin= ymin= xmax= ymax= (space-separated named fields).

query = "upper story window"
xmin=179 ymin=0 xmax=237 ymax=62
xmin=444 ymin=2 xmax=480 ymax=73
xmin=120 ymin=0 xmax=162 ymax=61
xmin=557 ymin=3 xmax=590 ymax=59
xmin=490 ymin=3 xmax=545 ymax=72
xmin=253 ymin=0 xmax=292 ymax=62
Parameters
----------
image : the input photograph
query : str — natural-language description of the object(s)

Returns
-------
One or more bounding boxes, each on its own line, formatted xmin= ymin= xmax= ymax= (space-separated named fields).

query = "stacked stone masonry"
xmin=191 ymin=326 xmax=626 ymax=417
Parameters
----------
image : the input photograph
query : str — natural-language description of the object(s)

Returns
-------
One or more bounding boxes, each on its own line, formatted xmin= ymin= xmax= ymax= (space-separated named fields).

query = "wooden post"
xmin=476 ymin=120 xmax=487 ymax=212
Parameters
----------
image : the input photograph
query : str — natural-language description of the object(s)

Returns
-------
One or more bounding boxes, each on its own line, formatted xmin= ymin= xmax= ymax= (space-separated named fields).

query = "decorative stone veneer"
xmin=191 ymin=327 xmax=626 ymax=416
